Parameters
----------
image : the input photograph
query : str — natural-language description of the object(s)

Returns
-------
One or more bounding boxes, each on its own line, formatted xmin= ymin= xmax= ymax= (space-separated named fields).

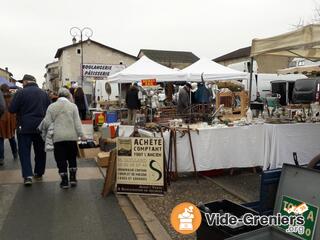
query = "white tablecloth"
xmin=163 ymin=123 xmax=320 ymax=172
xmin=163 ymin=125 xmax=265 ymax=172
xmin=263 ymin=123 xmax=320 ymax=169
xmin=118 ymin=123 xmax=320 ymax=172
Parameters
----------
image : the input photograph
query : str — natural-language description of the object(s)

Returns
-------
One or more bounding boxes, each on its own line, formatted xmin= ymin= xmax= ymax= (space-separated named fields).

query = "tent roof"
xmin=251 ymin=24 xmax=320 ymax=59
xmin=180 ymin=58 xmax=247 ymax=81
xmin=107 ymin=56 xmax=186 ymax=83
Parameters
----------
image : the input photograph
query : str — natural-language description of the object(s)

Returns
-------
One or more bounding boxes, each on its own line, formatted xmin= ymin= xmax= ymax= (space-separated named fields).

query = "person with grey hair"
xmin=40 ymin=87 xmax=85 ymax=189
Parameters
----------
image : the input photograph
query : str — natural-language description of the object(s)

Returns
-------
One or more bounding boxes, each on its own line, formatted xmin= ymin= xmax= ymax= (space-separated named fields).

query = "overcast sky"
xmin=0 ymin=0 xmax=318 ymax=84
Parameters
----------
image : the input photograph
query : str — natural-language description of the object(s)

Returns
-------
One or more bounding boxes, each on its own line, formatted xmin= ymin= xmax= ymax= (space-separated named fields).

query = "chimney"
xmin=72 ymin=37 xmax=77 ymax=44
xmin=5 ymin=67 xmax=8 ymax=72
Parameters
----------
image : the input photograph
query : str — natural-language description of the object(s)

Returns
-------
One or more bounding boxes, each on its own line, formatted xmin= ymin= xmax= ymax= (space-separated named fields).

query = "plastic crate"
xmin=196 ymin=200 xmax=261 ymax=240
xmin=242 ymin=168 xmax=281 ymax=216
xmin=106 ymin=111 xmax=118 ymax=123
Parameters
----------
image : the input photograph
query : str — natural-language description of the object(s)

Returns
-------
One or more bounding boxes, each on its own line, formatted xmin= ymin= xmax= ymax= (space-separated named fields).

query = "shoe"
xmin=69 ymin=168 xmax=77 ymax=187
xmin=33 ymin=174 xmax=43 ymax=181
xmin=59 ymin=173 xmax=69 ymax=189
xmin=24 ymin=177 xmax=33 ymax=186
xmin=0 ymin=158 xmax=4 ymax=166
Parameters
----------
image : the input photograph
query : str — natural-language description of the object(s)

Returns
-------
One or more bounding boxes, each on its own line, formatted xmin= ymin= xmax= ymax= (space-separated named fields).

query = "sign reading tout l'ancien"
xmin=116 ymin=137 xmax=164 ymax=195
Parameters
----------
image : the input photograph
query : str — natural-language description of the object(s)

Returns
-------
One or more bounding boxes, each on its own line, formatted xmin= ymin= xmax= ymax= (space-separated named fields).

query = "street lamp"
xmin=69 ymin=27 xmax=93 ymax=86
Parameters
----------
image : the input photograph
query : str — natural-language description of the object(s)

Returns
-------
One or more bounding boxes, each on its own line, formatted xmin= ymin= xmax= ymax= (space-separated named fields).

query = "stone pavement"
xmin=0 ymin=141 xmax=137 ymax=240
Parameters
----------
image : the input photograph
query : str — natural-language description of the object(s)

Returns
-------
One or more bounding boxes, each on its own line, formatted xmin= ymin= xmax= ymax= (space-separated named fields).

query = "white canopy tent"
xmin=107 ymin=55 xmax=186 ymax=83
xmin=180 ymin=58 xmax=247 ymax=82
xmin=248 ymin=24 xmax=320 ymax=101
xmin=251 ymin=24 xmax=320 ymax=59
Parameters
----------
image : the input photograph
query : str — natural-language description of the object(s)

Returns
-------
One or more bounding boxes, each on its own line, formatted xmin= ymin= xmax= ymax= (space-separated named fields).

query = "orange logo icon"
xmin=170 ymin=202 xmax=202 ymax=235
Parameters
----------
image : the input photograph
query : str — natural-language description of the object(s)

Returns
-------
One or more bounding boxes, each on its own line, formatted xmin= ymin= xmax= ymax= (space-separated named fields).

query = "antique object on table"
xmin=215 ymin=91 xmax=248 ymax=117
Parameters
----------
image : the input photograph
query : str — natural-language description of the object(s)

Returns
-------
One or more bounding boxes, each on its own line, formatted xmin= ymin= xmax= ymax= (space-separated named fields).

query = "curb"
xmin=128 ymin=195 xmax=172 ymax=240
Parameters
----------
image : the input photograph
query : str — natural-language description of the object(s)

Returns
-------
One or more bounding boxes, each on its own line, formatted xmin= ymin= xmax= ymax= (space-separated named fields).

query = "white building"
xmin=44 ymin=61 xmax=59 ymax=91
xmin=45 ymin=39 xmax=137 ymax=95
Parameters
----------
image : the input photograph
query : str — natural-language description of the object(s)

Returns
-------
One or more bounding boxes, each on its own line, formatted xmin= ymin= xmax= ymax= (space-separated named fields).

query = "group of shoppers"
xmin=177 ymin=82 xmax=214 ymax=114
xmin=0 ymin=74 xmax=85 ymax=188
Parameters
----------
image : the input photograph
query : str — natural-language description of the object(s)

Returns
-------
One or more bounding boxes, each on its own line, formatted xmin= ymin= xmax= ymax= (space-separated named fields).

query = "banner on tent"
xmin=141 ymin=79 xmax=157 ymax=86
xmin=82 ymin=64 xmax=125 ymax=78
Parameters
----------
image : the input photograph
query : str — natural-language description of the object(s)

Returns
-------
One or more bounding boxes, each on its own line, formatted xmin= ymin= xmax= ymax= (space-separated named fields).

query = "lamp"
xmin=69 ymin=27 xmax=93 ymax=86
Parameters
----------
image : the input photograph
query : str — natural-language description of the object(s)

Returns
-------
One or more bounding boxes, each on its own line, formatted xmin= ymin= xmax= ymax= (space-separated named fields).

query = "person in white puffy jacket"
xmin=40 ymin=88 xmax=85 ymax=189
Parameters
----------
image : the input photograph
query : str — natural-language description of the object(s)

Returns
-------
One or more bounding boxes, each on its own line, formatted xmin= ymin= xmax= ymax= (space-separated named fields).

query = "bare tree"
xmin=291 ymin=1 xmax=320 ymax=29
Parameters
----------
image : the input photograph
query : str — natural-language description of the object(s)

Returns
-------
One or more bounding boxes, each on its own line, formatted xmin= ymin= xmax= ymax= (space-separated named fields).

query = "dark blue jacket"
xmin=194 ymin=83 xmax=211 ymax=104
xmin=9 ymin=83 xmax=51 ymax=134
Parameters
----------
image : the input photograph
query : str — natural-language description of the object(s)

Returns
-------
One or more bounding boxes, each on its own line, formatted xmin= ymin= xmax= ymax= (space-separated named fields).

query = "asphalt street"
xmin=0 ymin=140 xmax=136 ymax=240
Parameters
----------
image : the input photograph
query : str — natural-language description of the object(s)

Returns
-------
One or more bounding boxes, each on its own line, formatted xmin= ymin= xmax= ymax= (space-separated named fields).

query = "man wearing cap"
xmin=177 ymin=83 xmax=192 ymax=114
xmin=9 ymin=74 xmax=51 ymax=185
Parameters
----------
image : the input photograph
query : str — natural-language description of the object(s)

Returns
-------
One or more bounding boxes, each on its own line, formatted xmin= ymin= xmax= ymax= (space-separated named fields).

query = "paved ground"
xmin=209 ymin=169 xmax=260 ymax=202
xmin=0 ymin=141 xmax=136 ymax=240
xmin=141 ymin=171 xmax=261 ymax=240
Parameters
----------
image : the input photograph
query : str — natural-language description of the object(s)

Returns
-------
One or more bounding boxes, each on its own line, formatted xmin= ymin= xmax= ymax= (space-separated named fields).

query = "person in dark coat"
xmin=194 ymin=82 xmax=211 ymax=104
xmin=9 ymin=74 xmax=51 ymax=185
xmin=125 ymin=84 xmax=141 ymax=125
xmin=177 ymin=83 xmax=191 ymax=114
xmin=0 ymin=90 xmax=4 ymax=118
xmin=74 ymin=87 xmax=87 ymax=120
xmin=0 ymin=84 xmax=18 ymax=166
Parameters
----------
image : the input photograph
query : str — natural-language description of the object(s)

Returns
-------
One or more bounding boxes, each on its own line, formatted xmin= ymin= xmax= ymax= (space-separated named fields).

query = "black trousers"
xmin=53 ymin=141 xmax=78 ymax=173
xmin=79 ymin=110 xmax=86 ymax=120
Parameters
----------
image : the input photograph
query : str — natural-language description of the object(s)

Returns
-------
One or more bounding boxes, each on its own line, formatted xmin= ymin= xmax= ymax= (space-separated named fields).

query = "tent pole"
xmin=248 ymin=57 xmax=254 ymax=103
xmin=119 ymin=83 xmax=122 ymax=122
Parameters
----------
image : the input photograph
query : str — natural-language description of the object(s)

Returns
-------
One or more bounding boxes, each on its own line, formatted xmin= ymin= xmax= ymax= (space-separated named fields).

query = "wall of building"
xmin=0 ymin=68 xmax=11 ymax=80
xmin=45 ymin=62 xmax=60 ymax=92
xmin=217 ymin=56 xmax=291 ymax=74
xmin=216 ymin=57 xmax=250 ymax=67
xmin=59 ymin=42 xmax=136 ymax=90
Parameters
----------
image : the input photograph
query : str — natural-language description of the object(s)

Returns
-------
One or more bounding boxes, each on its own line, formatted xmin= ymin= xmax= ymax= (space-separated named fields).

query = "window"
xmin=289 ymin=61 xmax=297 ymax=68
xmin=298 ymin=60 xmax=305 ymax=66
xmin=77 ymin=49 xmax=81 ymax=54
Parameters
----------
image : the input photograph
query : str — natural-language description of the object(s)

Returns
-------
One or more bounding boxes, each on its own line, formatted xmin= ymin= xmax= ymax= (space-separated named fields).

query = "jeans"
xmin=0 ymin=137 xmax=18 ymax=159
xmin=17 ymin=133 xmax=46 ymax=178
xmin=53 ymin=141 xmax=77 ymax=173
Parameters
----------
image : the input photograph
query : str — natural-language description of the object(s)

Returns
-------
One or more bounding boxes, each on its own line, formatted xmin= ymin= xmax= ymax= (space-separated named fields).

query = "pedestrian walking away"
xmin=74 ymin=86 xmax=88 ymax=120
xmin=125 ymin=83 xmax=141 ymax=125
xmin=9 ymin=74 xmax=51 ymax=186
xmin=0 ymin=84 xmax=18 ymax=166
xmin=39 ymin=88 xmax=85 ymax=189
xmin=0 ymin=89 xmax=5 ymax=118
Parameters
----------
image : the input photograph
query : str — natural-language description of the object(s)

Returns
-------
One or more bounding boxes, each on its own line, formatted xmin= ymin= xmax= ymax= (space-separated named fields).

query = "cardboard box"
xmin=79 ymin=147 xmax=100 ymax=159
xmin=97 ymin=152 xmax=110 ymax=167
